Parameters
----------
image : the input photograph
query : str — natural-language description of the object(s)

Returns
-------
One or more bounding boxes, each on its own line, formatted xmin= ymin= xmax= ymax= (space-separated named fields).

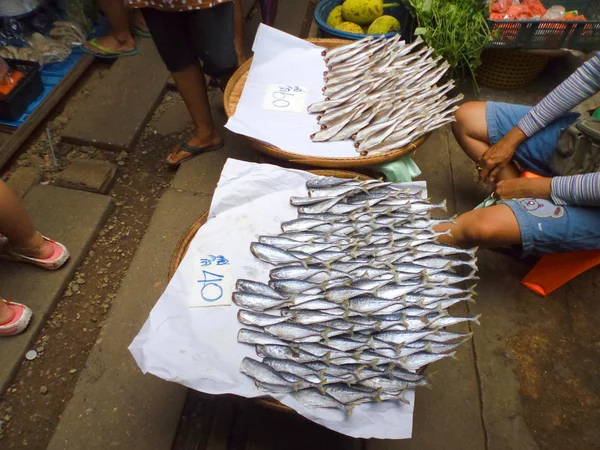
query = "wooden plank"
xmin=61 ymin=38 xmax=169 ymax=151
xmin=0 ymin=54 xmax=94 ymax=169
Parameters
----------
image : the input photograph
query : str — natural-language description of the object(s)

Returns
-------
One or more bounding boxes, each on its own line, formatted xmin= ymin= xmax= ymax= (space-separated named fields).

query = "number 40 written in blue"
xmin=197 ymin=270 xmax=224 ymax=302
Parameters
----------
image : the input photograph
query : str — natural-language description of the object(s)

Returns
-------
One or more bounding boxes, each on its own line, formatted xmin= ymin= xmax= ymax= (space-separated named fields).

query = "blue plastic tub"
xmin=314 ymin=0 xmax=415 ymax=41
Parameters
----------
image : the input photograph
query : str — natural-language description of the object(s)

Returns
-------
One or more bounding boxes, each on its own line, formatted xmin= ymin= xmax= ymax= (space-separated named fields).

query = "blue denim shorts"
xmin=486 ymin=102 xmax=600 ymax=255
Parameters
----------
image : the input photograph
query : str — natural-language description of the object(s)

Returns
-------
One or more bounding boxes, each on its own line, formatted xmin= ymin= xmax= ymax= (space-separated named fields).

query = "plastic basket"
xmin=0 ymin=59 xmax=43 ymax=122
xmin=477 ymin=49 xmax=550 ymax=90
xmin=314 ymin=0 xmax=416 ymax=42
xmin=488 ymin=0 xmax=600 ymax=51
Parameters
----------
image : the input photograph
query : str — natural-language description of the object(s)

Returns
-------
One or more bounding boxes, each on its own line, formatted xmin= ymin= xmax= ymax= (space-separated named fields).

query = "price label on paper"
xmin=262 ymin=84 xmax=307 ymax=113
xmin=191 ymin=255 xmax=232 ymax=307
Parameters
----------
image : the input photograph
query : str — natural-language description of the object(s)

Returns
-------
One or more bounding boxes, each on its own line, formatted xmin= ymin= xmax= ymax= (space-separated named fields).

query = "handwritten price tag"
xmin=191 ymin=255 xmax=232 ymax=307
xmin=262 ymin=84 xmax=307 ymax=113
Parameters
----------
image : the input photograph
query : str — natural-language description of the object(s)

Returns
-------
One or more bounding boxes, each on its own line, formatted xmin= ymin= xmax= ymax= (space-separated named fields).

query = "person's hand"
xmin=478 ymin=126 xmax=527 ymax=183
xmin=493 ymin=177 xmax=552 ymax=200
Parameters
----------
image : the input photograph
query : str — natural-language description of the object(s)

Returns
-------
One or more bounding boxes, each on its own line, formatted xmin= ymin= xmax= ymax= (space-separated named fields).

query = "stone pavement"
xmin=0 ymin=186 xmax=113 ymax=395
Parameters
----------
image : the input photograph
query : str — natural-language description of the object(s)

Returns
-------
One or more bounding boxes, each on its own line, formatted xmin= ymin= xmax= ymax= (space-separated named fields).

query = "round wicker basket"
xmin=223 ymin=38 xmax=430 ymax=169
xmin=477 ymin=49 xmax=550 ymax=91
xmin=168 ymin=170 xmax=373 ymax=412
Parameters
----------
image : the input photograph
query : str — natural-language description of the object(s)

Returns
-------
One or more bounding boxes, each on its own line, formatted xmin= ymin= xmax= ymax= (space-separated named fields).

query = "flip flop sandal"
xmin=81 ymin=37 xmax=140 ymax=59
xmin=0 ymin=300 xmax=32 ymax=336
xmin=0 ymin=233 xmax=70 ymax=270
xmin=130 ymin=26 xmax=152 ymax=38
xmin=167 ymin=141 xmax=224 ymax=167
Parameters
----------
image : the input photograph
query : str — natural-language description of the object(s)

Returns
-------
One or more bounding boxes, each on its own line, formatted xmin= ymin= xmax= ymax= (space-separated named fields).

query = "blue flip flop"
xmin=81 ymin=38 xmax=139 ymax=59
xmin=130 ymin=26 xmax=152 ymax=38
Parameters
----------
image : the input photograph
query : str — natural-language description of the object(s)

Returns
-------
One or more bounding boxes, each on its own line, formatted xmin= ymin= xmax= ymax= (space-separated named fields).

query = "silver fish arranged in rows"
xmin=308 ymin=35 xmax=461 ymax=156
xmin=236 ymin=175 xmax=480 ymax=414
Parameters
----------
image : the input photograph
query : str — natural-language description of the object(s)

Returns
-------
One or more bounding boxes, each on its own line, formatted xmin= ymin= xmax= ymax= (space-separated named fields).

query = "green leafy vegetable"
xmin=404 ymin=0 xmax=490 ymax=80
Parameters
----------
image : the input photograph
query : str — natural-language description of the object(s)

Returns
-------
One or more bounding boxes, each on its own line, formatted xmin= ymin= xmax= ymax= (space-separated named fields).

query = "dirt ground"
xmin=0 ymin=65 xmax=209 ymax=448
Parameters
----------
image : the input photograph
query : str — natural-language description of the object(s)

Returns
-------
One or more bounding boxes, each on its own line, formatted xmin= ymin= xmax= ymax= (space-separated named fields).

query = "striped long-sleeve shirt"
xmin=516 ymin=53 xmax=600 ymax=206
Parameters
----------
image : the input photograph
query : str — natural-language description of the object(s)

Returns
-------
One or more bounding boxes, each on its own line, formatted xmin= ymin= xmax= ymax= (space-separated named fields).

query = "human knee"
xmin=458 ymin=219 xmax=499 ymax=245
xmin=454 ymin=102 xmax=481 ymax=128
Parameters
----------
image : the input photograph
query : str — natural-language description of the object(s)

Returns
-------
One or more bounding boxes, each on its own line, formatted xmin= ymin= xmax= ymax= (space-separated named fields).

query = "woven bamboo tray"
xmin=168 ymin=170 xmax=372 ymax=412
xmin=223 ymin=38 xmax=430 ymax=169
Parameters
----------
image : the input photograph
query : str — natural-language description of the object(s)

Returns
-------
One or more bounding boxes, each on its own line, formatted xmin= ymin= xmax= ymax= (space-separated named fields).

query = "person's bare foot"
xmin=83 ymin=33 xmax=135 ymax=55
xmin=12 ymin=232 xmax=54 ymax=259
xmin=167 ymin=128 xmax=223 ymax=165
xmin=0 ymin=300 xmax=15 ymax=325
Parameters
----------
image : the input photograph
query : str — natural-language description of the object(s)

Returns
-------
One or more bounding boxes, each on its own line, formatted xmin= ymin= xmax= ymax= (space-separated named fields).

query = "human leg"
xmin=435 ymin=204 xmax=522 ymax=249
xmin=142 ymin=9 xmax=223 ymax=165
xmin=258 ymin=0 xmax=278 ymax=26
xmin=83 ymin=0 xmax=136 ymax=55
xmin=453 ymin=102 xmax=520 ymax=181
xmin=0 ymin=180 xmax=52 ymax=259
xmin=233 ymin=0 xmax=247 ymax=65
xmin=0 ymin=299 xmax=32 ymax=336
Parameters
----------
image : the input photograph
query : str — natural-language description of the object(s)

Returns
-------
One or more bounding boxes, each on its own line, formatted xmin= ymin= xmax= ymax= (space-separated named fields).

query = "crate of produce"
xmin=0 ymin=59 xmax=43 ymax=122
xmin=314 ymin=0 xmax=416 ymax=42
xmin=488 ymin=0 xmax=600 ymax=51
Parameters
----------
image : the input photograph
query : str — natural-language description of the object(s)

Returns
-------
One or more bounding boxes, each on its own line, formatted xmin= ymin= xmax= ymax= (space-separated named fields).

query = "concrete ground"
xmin=1 ymin=0 xmax=599 ymax=449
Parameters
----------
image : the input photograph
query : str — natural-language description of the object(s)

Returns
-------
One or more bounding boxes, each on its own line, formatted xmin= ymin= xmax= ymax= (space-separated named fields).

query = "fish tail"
xmin=322 ymin=327 xmax=332 ymax=343
xmin=290 ymin=344 xmax=300 ymax=354
xmin=349 ymin=324 xmax=356 ymax=337
xmin=384 ymin=363 xmax=395 ymax=375
xmin=467 ymin=295 xmax=477 ymax=304
xmin=468 ymin=257 xmax=478 ymax=272
xmin=354 ymin=365 xmax=367 ymax=380
xmin=473 ymin=314 xmax=482 ymax=326
xmin=344 ymin=404 xmax=356 ymax=416
xmin=395 ymin=343 xmax=404 ymax=353
xmin=468 ymin=285 xmax=478 ymax=296
xmin=400 ymin=312 xmax=409 ymax=327
xmin=397 ymin=390 xmax=411 ymax=404
xmin=324 ymin=352 xmax=332 ymax=365
xmin=370 ymin=359 xmax=380 ymax=370
xmin=450 ymin=351 xmax=458 ymax=360
xmin=448 ymin=214 xmax=458 ymax=224
xmin=368 ymin=335 xmax=376 ymax=349
xmin=300 ymin=259 xmax=309 ymax=270
xmin=293 ymin=381 xmax=304 ymax=391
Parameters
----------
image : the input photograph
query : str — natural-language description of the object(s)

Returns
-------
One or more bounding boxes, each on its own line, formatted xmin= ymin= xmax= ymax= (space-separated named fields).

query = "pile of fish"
xmin=308 ymin=35 xmax=463 ymax=156
xmin=235 ymin=176 xmax=480 ymax=413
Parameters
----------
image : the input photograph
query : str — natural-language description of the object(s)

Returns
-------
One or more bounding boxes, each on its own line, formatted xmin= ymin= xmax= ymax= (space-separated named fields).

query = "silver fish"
xmin=250 ymin=243 xmax=310 ymax=267
xmin=374 ymin=330 xmax=436 ymax=346
xmin=233 ymin=292 xmax=288 ymax=311
xmin=236 ymin=279 xmax=286 ymax=299
xmin=305 ymin=176 xmax=350 ymax=189
xmin=290 ymin=299 xmax=340 ymax=311
xmin=238 ymin=329 xmax=290 ymax=347
xmin=405 ymin=340 xmax=465 ymax=354
xmin=270 ymin=265 xmax=349 ymax=282
xmin=423 ymin=270 xmax=479 ymax=285
xmin=323 ymin=384 xmax=380 ymax=404
xmin=240 ymin=357 xmax=293 ymax=386
xmin=399 ymin=351 xmax=456 ymax=372
xmin=238 ymin=310 xmax=288 ymax=327
xmin=291 ymin=310 xmax=340 ymax=325
xmin=429 ymin=314 xmax=481 ymax=328
xmin=360 ymin=376 xmax=427 ymax=391
xmin=423 ymin=330 xmax=472 ymax=343
xmin=291 ymin=388 xmax=349 ymax=412
xmin=344 ymin=296 xmax=405 ymax=315
xmin=322 ymin=35 xmax=374 ymax=60
xmin=264 ymin=322 xmax=330 ymax=342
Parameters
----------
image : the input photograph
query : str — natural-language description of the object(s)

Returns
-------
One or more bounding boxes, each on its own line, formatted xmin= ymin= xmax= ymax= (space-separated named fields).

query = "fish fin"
xmin=354 ymin=365 xmax=367 ymax=380
xmin=421 ymin=270 xmax=429 ymax=283
xmin=322 ymin=327 xmax=331 ymax=343
xmin=473 ymin=314 xmax=482 ymax=326
xmin=300 ymin=259 xmax=309 ymax=270
xmin=395 ymin=343 xmax=404 ymax=353
xmin=370 ymin=359 xmax=380 ymax=370
xmin=349 ymin=324 xmax=356 ymax=337
xmin=467 ymin=295 xmax=477 ymax=304
xmin=290 ymin=344 xmax=300 ymax=354
xmin=324 ymin=352 xmax=332 ymax=365
xmin=397 ymin=391 xmax=411 ymax=404
xmin=384 ymin=363 xmax=395 ymax=376
xmin=468 ymin=257 xmax=479 ymax=272
xmin=400 ymin=312 xmax=409 ymax=327
xmin=443 ymin=261 xmax=453 ymax=271
xmin=468 ymin=285 xmax=478 ymax=296
xmin=450 ymin=351 xmax=458 ymax=360
xmin=293 ymin=381 xmax=304 ymax=391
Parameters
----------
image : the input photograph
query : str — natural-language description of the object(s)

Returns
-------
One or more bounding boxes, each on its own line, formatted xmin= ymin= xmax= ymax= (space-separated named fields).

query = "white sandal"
xmin=0 ymin=233 xmax=70 ymax=270
xmin=0 ymin=300 xmax=32 ymax=336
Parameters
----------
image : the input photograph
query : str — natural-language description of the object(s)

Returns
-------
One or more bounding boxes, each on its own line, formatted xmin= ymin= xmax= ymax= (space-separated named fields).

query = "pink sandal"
xmin=0 ymin=233 xmax=70 ymax=270
xmin=0 ymin=300 xmax=32 ymax=336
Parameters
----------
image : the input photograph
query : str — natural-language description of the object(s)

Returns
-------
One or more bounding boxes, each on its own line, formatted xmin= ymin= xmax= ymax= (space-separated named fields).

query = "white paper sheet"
xmin=130 ymin=159 xmax=428 ymax=439
xmin=225 ymin=25 xmax=365 ymax=159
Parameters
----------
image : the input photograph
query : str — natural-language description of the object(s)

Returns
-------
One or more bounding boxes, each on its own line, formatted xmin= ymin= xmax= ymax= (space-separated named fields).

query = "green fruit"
xmin=367 ymin=15 xmax=400 ymax=34
xmin=342 ymin=0 xmax=384 ymax=25
xmin=335 ymin=21 xmax=364 ymax=34
xmin=326 ymin=5 xmax=344 ymax=28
